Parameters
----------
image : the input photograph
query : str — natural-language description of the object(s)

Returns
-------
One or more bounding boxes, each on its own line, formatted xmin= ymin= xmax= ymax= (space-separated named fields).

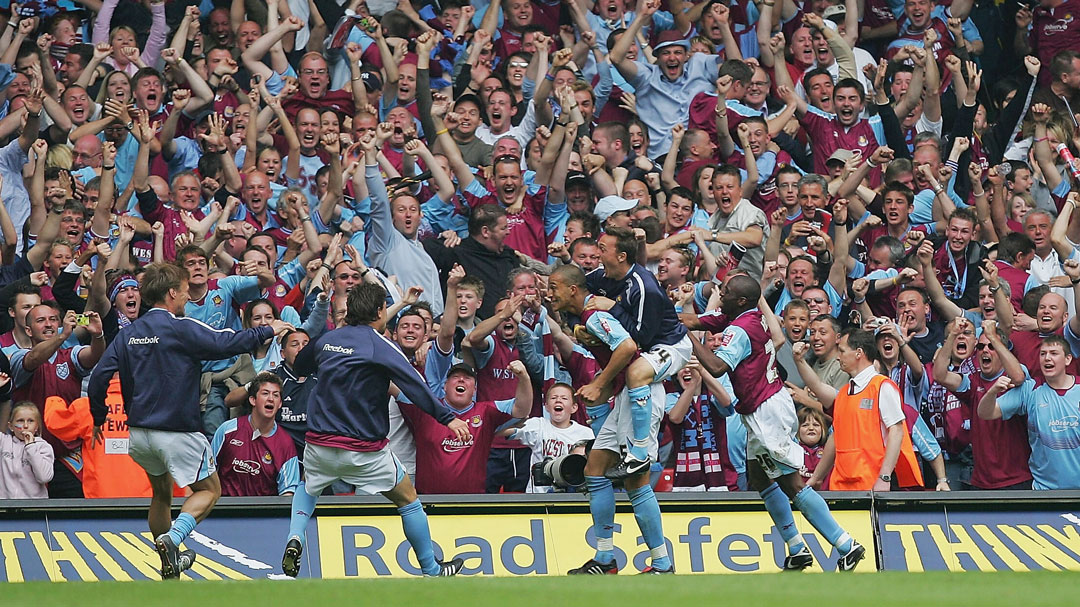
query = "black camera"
xmin=532 ymin=453 xmax=587 ymax=490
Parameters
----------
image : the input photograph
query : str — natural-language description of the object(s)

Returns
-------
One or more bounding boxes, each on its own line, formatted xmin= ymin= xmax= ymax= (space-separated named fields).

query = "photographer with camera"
xmin=506 ymin=382 xmax=593 ymax=493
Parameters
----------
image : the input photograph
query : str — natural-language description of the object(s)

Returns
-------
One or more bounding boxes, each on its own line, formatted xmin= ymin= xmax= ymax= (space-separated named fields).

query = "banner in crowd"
xmin=877 ymin=510 xmax=1080 ymax=571
xmin=0 ymin=511 xmax=873 ymax=581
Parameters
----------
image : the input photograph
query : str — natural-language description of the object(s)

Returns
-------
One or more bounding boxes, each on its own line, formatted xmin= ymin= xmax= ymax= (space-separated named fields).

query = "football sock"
xmin=586 ymin=404 xmax=611 ymax=435
xmin=586 ymin=476 xmax=616 ymax=565
xmin=166 ymin=512 xmax=197 ymax=546
xmin=761 ymin=483 xmax=805 ymax=555
xmin=627 ymin=485 xmax=671 ymax=570
xmin=287 ymin=482 xmax=319 ymax=546
xmin=626 ymin=385 xmax=653 ymax=461
xmin=398 ymin=499 xmax=441 ymax=576
xmin=793 ymin=486 xmax=853 ymax=553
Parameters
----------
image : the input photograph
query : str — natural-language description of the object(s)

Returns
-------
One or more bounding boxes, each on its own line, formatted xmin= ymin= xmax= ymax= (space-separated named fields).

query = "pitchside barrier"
xmin=2 ymin=491 xmax=1080 ymax=581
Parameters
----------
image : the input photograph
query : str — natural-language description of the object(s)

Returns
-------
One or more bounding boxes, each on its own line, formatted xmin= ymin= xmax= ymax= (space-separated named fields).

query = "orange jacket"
xmin=44 ymin=376 xmax=182 ymax=498
xmin=830 ymin=374 xmax=923 ymax=491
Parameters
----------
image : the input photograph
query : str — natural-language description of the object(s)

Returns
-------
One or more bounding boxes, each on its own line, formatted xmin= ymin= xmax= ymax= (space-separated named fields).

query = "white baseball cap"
xmin=594 ymin=195 xmax=638 ymax=222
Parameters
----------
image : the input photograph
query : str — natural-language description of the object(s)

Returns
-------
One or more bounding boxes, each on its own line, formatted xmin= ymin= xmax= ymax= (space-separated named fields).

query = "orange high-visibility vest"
xmin=44 ymin=376 xmax=183 ymax=498
xmin=830 ymin=374 xmax=923 ymax=491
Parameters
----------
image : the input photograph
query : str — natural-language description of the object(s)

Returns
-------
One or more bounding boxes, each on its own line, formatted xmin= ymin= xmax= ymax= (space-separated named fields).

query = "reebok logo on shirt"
xmin=127 ymin=336 xmax=159 ymax=345
xmin=323 ymin=344 xmax=354 ymax=354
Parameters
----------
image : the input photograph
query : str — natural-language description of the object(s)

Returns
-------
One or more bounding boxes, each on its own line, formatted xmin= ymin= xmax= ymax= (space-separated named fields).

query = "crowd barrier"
xmin=2 ymin=491 xmax=1079 ymax=581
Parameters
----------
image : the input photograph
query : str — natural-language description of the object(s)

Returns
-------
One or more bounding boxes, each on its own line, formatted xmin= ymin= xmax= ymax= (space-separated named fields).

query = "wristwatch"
xmin=124 ymin=121 xmax=134 ymax=131
xmin=879 ymin=474 xmax=892 ymax=483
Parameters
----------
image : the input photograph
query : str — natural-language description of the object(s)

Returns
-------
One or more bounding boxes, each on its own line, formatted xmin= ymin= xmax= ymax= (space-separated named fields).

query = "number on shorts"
xmin=756 ymin=453 xmax=778 ymax=476
xmin=652 ymin=348 xmax=673 ymax=381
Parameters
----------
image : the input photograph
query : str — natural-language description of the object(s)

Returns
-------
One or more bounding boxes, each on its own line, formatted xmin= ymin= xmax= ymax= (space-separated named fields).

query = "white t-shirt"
xmin=511 ymin=417 xmax=594 ymax=493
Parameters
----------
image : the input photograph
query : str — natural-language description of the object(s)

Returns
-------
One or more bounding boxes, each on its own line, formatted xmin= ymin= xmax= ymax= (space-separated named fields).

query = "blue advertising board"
xmin=877 ymin=510 xmax=1080 ymax=571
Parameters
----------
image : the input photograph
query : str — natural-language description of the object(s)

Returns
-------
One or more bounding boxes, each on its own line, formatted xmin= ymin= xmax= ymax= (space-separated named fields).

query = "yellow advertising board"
xmin=316 ymin=511 xmax=874 ymax=577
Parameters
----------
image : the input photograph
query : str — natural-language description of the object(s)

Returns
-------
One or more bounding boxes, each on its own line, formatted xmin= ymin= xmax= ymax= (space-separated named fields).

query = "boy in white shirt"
xmin=510 ymin=383 xmax=594 ymax=493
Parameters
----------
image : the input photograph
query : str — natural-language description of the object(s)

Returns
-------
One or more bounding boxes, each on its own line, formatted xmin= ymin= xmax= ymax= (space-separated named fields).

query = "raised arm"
xmin=977 ymin=374 xmax=1013 ymax=421
xmin=404 ymin=138 xmax=454 ymax=203
xmin=715 ymin=77 xmax=736 ymax=159
xmin=711 ymin=4 xmax=742 ymax=60
xmin=776 ymin=71 xmax=808 ymax=119
xmin=158 ymin=88 xmax=191 ymax=160
xmin=23 ymin=310 xmax=78 ymax=372
xmin=267 ymin=91 xmax=301 ymax=181
xmin=139 ymin=0 xmax=168 ymax=66
xmin=1030 ymin=104 xmax=1063 ymax=193
xmin=19 ymin=85 xmax=43 ymax=154
xmin=430 ymin=95 xmax=477 ymax=191
xmin=792 ymin=342 xmax=839 ymax=409
xmin=920 ymin=31 xmax=942 ymax=124
xmin=736 ymin=124 xmax=759 ymax=201
xmin=90 ymin=143 xmax=118 ymax=238
xmin=804 ymin=13 xmax=855 ymax=80
xmin=610 ymin=0 xmax=660 ymax=81
xmin=1064 ymin=259 xmax=1080 ymax=338
xmin=662 ymin=124 xmax=685 ymax=190
xmin=1050 ymin=191 xmax=1076 ymax=262
xmin=373 ymin=24 xmax=401 ymax=106
xmin=916 ymin=240 xmax=964 ymax=321
xmin=827 ymin=198 xmax=851 ymax=294
xmin=241 ymin=16 xmax=305 ymax=82
xmin=465 ymin=294 xmax=524 ymax=350
xmin=544 ymin=118 xmax=576 ymax=207
xmin=438 ymin=264 xmax=466 ymax=353
xmin=932 ymin=318 xmax=966 ymax=390
xmin=508 ymin=360 xmax=534 ymax=418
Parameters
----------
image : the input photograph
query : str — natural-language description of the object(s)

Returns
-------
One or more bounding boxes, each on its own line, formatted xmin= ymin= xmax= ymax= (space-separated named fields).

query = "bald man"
xmin=684 ymin=274 xmax=866 ymax=572
xmin=72 ymin=135 xmax=103 ymax=171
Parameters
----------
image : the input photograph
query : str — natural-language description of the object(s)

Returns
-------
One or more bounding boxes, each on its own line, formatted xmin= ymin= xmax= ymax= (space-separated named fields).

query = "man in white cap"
xmin=594 ymin=195 xmax=639 ymax=229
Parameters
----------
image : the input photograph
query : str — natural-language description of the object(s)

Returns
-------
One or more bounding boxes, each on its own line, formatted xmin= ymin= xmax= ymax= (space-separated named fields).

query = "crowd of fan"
xmin=1 ymin=0 xmax=1080 ymax=499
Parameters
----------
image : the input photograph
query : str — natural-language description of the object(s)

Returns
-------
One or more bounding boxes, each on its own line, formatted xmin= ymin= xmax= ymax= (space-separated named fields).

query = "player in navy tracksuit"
xmin=281 ymin=282 xmax=470 ymax=578
xmin=584 ymin=227 xmax=694 ymax=479
xmin=88 ymin=263 xmax=291 ymax=580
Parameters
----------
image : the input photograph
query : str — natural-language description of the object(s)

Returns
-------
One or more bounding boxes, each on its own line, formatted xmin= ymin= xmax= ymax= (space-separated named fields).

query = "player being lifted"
xmin=280 ymin=283 xmax=470 ymax=578
xmin=583 ymin=226 xmax=694 ymax=479
xmin=549 ymin=264 xmax=673 ymax=575
xmin=684 ymin=275 xmax=866 ymax=571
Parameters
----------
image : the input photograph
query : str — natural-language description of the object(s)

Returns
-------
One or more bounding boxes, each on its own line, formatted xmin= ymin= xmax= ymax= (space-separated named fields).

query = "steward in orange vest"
xmin=830 ymin=371 xmax=923 ymax=490
xmin=45 ymin=375 xmax=184 ymax=498
xmin=798 ymin=329 xmax=922 ymax=491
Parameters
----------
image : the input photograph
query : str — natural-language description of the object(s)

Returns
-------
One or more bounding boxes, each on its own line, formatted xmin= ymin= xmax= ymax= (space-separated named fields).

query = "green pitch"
xmin=9 ymin=571 xmax=1080 ymax=607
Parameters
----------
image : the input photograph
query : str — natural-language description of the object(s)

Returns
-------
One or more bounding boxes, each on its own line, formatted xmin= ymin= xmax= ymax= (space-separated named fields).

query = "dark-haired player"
xmin=585 ymin=226 xmax=693 ymax=479
xmin=281 ymin=282 xmax=470 ymax=578
xmin=550 ymin=263 xmax=673 ymax=574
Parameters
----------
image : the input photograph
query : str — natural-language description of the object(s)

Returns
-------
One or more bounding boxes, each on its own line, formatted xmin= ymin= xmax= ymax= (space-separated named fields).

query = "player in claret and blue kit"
xmin=684 ymin=274 xmax=866 ymax=572
xmin=280 ymin=282 xmax=470 ymax=578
